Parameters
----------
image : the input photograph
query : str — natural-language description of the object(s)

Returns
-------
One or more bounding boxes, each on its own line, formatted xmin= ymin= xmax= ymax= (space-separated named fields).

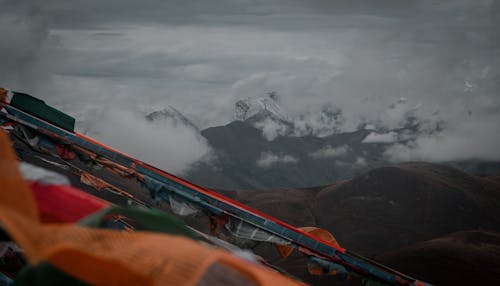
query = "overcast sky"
xmin=1 ymin=0 xmax=500 ymax=171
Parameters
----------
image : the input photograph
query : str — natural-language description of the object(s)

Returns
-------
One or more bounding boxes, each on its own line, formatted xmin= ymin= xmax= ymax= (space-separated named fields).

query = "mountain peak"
xmin=145 ymin=106 xmax=199 ymax=130
xmin=234 ymin=96 xmax=290 ymax=123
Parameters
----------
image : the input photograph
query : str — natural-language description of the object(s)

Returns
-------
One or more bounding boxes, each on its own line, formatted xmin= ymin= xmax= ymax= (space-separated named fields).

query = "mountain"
xmin=234 ymin=96 xmax=296 ymax=141
xmin=212 ymin=162 xmax=500 ymax=285
xmin=186 ymin=121 xmax=375 ymax=189
xmin=139 ymin=98 xmax=500 ymax=191
xmin=230 ymin=162 xmax=500 ymax=255
xmin=234 ymin=96 xmax=290 ymax=123
xmin=226 ymin=163 xmax=500 ymax=285
xmin=186 ymin=117 xmax=416 ymax=190
xmin=145 ymin=106 xmax=199 ymax=131
xmin=183 ymin=95 xmax=422 ymax=190
xmin=182 ymin=96 xmax=500 ymax=190
xmin=11 ymin=129 xmax=500 ymax=285
xmin=233 ymin=95 xmax=346 ymax=139
xmin=378 ymin=231 xmax=500 ymax=286
xmin=313 ymin=162 xmax=500 ymax=255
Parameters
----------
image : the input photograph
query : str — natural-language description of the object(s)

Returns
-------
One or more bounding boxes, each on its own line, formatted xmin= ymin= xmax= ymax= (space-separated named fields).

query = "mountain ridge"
xmin=218 ymin=161 xmax=500 ymax=285
xmin=136 ymin=99 xmax=500 ymax=190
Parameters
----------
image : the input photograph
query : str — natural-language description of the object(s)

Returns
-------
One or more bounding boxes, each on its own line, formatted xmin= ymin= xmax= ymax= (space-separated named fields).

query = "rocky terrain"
xmin=378 ymin=231 xmax=500 ymax=285
xmin=12 ymin=132 xmax=500 ymax=285
xmin=225 ymin=162 xmax=500 ymax=285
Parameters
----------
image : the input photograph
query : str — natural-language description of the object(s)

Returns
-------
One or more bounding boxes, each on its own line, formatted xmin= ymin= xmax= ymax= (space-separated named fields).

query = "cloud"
xmin=85 ymin=109 xmax=213 ymax=175
xmin=42 ymin=0 xmax=291 ymax=29
xmin=309 ymin=145 xmax=350 ymax=159
xmin=333 ymin=156 xmax=368 ymax=168
xmin=2 ymin=0 xmax=500 ymax=165
xmin=256 ymin=152 xmax=298 ymax=168
xmin=0 ymin=0 xmax=61 ymax=93
xmin=253 ymin=118 xmax=290 ymax=141
xmin=292 ymin=104 xmax=344 ymax=137
xmin=385 ymin=114 xmax=500 ymax=162
xmin=354 ymin=157 xmax=368 ymax=167
xmin=362 ymin=132 xmax=399 ymax=144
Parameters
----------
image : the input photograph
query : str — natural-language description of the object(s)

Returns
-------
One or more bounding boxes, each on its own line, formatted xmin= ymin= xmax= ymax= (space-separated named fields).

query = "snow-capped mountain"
xmin=234 ymin=95 xmax=347 ymax=140
xmin=234 ymin=95 xmax=295 ymax=141
xmin=145 ymin=106 xmax=199 ymax=131
xmin=234 ymin=96 xmax=291 ymax=123
xmin=185 ymin=110 xmax=500 ymax=190
xmin=121 ymin=98 xmax=499 ymax=191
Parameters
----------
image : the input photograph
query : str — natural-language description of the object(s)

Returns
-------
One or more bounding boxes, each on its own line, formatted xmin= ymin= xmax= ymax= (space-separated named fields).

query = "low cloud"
xmin=256 ymin=152 xmax=298 ymax=168
xmin=385 ymin=114 xmax=500 ymax=162
xmin=362 ymin=132 xmax=399 ymax=144
xmin=254 ymin=118 xmax=290 ymax=141
xmin=334 ymin=156 xmax=368 ymax=168
xmin=293 ymin=108 xmax=344 ymax=138
xmin=86 ymin=109 xmax=213 ymax=175
xmin=2 ymin=0 xmax=499 ymax=167
xmin=309 ymin=145 xmax=350 ymax=159
xmin=354 ymin=157 xmax=368 ymax=167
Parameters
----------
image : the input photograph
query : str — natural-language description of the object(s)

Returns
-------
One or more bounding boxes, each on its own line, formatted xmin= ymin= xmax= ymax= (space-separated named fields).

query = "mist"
xmin=85 ymin=109 xmax=213 ymax=175
xmin=1 ymin=0 xmax=499 ymax=166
